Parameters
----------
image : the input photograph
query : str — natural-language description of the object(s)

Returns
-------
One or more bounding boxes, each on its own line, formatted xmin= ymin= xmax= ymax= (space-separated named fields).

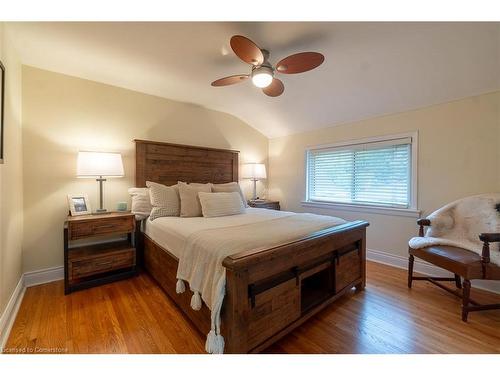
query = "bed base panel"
xmin=143 ymin=236 xmax=212 ymax=335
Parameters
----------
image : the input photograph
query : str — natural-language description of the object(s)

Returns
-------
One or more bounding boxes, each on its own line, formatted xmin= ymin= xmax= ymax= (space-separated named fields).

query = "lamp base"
xmin=252 ymin=179 xmax=257 ymax=201
xmin=95 ymin=176 xmax=108 ymax=215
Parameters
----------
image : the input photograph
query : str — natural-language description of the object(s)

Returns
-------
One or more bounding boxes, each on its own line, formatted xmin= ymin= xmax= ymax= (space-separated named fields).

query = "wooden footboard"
xmin=140 ymin=219 xmax=368 ymax=354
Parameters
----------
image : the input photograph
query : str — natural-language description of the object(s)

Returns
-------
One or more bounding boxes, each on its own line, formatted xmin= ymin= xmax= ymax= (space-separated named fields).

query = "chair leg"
xmin=454 ymin=274 xmax=462 ymax=289
xmin=462 ymin=279 xmax=471 ymax=322
xmin=408 ymin=255 xmax=414 ymax=288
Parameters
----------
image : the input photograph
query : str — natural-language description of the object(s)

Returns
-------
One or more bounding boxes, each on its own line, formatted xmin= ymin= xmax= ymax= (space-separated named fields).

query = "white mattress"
xmin=144 ymin=207 xmax=295 ymax=258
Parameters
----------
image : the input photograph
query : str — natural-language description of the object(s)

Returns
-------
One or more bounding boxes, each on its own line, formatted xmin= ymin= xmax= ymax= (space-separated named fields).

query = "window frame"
xmin=303 ymin=132 xmax=419 ymax=217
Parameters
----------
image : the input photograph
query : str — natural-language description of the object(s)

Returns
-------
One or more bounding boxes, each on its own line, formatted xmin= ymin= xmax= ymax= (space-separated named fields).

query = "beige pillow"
xmin=178 ymin=181 xmax=212 ymax=217
xmin=128 ymin=187 xmax=152 ymax=220
xmin=212 ymin=182 xmax=248 ymax=207
xmin=146 ymin=181 xmax=180 ymax=220
xmin=198 ymin=192 xmax=246 ymax=218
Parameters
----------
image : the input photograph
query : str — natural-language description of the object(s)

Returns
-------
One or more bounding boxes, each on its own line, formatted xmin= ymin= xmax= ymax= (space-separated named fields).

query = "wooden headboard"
xmin=134 ymin=139 xmax=239 ymax=187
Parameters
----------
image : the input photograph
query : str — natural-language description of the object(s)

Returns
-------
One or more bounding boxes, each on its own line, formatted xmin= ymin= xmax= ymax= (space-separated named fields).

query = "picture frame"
xmin=67 ymin=194 xmax=92 ymax=216
xmin=0 ymin=60 xmax=4 ymax=164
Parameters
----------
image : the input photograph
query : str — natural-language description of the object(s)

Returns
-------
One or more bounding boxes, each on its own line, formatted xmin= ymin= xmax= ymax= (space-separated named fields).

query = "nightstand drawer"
xmin=69 ymin=247 xmax=135 ymax=280
xmin=69 ymin=216 xmax=135 ymax=240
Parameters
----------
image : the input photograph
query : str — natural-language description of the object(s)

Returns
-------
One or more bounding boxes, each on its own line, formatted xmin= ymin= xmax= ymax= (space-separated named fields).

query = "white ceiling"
xmin=6 ymin=22 xmax=500 ymax=138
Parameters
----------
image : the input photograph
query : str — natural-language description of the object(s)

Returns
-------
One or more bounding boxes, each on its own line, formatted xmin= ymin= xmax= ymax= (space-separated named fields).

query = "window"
xmin=306 ymin=133 xmax=417 ymax=211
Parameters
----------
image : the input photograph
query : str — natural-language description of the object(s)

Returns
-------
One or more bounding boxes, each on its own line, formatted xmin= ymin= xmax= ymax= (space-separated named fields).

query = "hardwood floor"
xmin=4 ymin=262 xmax=500 ymax=354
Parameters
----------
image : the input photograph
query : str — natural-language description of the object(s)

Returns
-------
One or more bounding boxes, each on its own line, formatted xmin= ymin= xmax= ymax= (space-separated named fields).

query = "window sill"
xmin=301 ymin=201 xmax=421 ymax=218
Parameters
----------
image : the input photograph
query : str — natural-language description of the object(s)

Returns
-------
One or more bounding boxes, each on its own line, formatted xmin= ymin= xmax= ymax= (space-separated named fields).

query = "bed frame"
xmin=134 ymin=139 xmax=369 ymax=353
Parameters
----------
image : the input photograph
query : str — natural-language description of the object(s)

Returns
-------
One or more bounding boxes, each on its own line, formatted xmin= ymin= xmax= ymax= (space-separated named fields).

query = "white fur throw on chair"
xmin=408 ymin=193 xmax=500 ymax=266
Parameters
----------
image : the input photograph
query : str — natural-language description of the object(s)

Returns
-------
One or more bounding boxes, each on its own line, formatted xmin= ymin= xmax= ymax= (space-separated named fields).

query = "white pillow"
xmin=146 ymin=181 xmax=180 ymax=221
xmin=128 ymin=187 xmax=152 ymax=220
xmin=178 ymin=181 xmax=212 ymax=217
xmin=212 ymin=182 xmax=248 ymax=207
xmin=198 ymin=191 xmax=246 ymax=218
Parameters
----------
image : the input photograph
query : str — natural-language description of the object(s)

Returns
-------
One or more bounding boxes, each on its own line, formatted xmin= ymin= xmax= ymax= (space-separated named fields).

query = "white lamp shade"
xmin=77 ymin=151 xmax=124 ymax=177
xmin=241 ymin=163 xmax=267 ymax=180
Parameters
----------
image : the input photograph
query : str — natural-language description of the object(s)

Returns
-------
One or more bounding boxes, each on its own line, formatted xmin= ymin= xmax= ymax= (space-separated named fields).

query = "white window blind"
xmin=307 ymin=137 xmax=412 ymax=208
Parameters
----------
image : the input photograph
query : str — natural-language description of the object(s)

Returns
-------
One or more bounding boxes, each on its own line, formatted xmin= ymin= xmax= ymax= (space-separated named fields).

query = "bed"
xmin=134 ymin=139 xmax=369 ymax=353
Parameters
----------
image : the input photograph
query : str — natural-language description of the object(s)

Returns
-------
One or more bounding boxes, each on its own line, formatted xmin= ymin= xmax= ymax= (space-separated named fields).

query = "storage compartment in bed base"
xmin=300 ymin=261 xmax=335 ymax=313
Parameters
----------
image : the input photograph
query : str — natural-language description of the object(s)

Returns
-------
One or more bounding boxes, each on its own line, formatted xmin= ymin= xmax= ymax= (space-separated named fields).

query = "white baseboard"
xmin=0 ymin=276 xmax=25 ymax=351
xmin=24 ymin=266 xmax=64 ymax=287
xmin=367 ymin=248 xmax=500 ymax=294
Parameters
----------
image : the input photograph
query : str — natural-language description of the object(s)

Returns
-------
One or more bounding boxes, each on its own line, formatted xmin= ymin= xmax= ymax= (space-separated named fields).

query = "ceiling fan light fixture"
xmin=251 ymin=66 xmax=273 ymax=88
xmin=212 ymin=35 xmax=325 ymax=97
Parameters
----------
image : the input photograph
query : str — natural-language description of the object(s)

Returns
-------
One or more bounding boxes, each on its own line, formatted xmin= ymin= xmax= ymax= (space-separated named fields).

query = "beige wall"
xmin=269 ymin=92 xmax=500 ymax=258
xmin=16 ymin=68 xmax=500 ymax=276
xmin=22 ymin=66 xmax=268 ymax=272
xmin=0 ymin=24 xmax=23 ymax=316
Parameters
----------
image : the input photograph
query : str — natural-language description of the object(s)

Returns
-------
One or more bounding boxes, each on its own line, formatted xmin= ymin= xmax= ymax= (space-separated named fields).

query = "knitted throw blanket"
xmin=408 ymin=193 xmax=500 ymax=266
xmin=174 ymin=212 xmax=346 ymax=354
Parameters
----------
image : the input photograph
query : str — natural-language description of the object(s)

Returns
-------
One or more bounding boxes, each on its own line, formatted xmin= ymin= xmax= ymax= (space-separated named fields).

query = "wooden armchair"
xmin=408 ymin=219 xmax=500 ymax=321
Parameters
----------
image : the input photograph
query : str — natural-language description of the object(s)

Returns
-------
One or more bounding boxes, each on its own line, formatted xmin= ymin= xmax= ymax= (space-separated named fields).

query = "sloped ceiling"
xmin=6 ymin=22 xmax=500 ymax=138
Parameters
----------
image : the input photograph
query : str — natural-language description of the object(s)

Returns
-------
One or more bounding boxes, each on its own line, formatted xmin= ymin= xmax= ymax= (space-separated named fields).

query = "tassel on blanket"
xmin=205 ymin=329 xmax=225 ymax=354
xmin=204 ymin=274 xmax=226 ymax=354
xmin=176 ymin=279 xmax=186 ymax=294
xmin=191 ymin=291 xmax=202 ymax=310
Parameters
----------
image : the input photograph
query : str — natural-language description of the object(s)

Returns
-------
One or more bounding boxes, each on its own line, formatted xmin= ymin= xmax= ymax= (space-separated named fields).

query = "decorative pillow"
xmin=128 ymin=187 xmax=152 ymax=220
xmin=198 ymin=192 xmax=246 ymax=218
xmin=146 ymin=181 xmax=180 ymax=221
xmin=178 ymin=181 xmax=212 ymax=217
xmin=212 ymin=182 xmax=248 ymax=207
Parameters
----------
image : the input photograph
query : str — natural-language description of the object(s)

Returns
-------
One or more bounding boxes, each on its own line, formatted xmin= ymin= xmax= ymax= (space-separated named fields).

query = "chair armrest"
xmin=417 ymin=218 xmax=431 ymax=236
xmin=417 ymin=219 xmax=431 ymax=226
xmin=479 ymin=233 xmax=500 ymax=243
xmin=478 ymin=232 xmax=500 ymax=264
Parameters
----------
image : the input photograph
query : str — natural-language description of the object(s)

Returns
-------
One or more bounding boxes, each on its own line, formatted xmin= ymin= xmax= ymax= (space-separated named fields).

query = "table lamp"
xmin=77 ymin=151 xmax=124 ymax=213
xmin=241 ymin=163 xmax=267 ymax=201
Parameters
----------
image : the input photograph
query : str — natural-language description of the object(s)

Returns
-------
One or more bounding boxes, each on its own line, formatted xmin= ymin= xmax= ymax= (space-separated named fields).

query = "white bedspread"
xmin=174 ymin=211 xmax=346 ymax=354
xmin=144 ymin=207 xmax=296 ymax=258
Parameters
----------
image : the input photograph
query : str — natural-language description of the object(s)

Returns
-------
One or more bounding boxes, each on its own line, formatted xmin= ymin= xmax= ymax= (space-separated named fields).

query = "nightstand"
xmin=64 ymin=212 xmax=137 ymax=294
xmin=247 ymin=199 xmax=280 ymax=210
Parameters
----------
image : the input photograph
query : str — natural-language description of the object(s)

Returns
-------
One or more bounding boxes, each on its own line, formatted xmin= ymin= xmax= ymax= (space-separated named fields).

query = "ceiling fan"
xmin=211 ymin=35 xmax=325 ymax=97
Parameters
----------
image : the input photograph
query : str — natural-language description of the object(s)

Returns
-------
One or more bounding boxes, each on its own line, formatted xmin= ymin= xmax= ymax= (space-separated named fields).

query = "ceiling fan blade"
xmin=276 ymin=52 xmax=325 ymax=74
xmin=262 ymin=78 xmax=284 ymax=97
xmin=211 ymin=75 xmax=249 ymax=87
xmin=230 ymin=35 xmax=264 ymax=66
